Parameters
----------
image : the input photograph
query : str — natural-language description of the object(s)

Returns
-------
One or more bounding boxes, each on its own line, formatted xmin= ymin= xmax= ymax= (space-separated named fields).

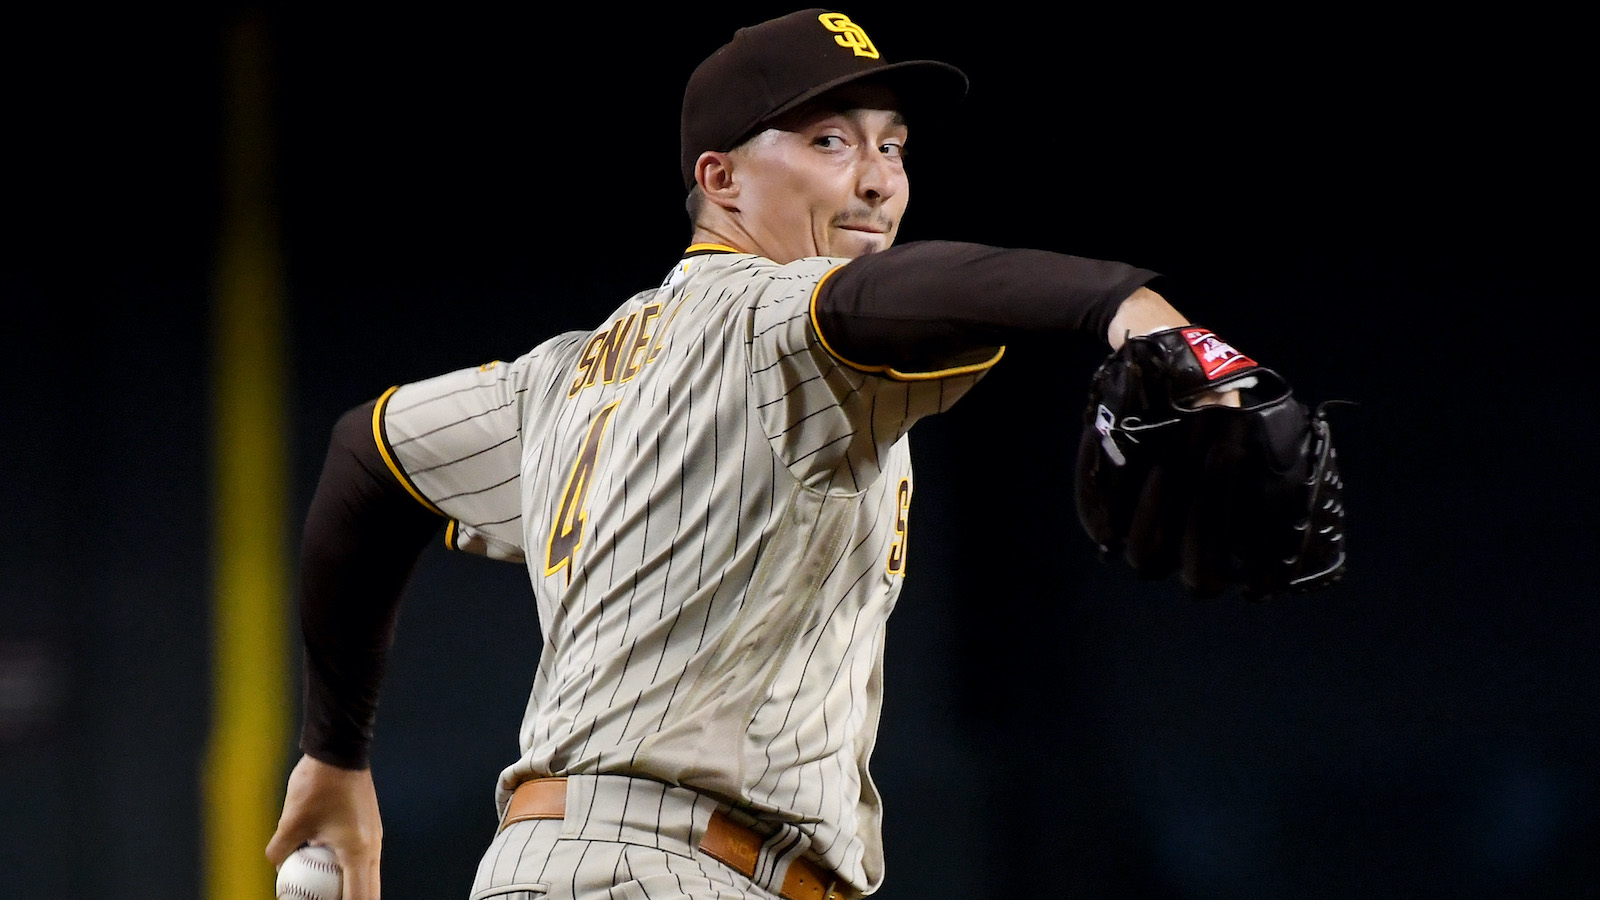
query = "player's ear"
xmin=695 ymin=151 xmax=740 ymax=209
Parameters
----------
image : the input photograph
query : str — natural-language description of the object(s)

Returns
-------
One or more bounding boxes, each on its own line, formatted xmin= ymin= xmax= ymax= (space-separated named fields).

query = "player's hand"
xmin=1075 ymin=325 xmax=1347 ymax=598
xmin=267 ymin=753 xmax=383 ymax=900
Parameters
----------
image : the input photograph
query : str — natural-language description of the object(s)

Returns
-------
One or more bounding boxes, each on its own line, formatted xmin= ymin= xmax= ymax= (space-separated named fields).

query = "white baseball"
xmin=276 ymin=844 xmax=343 ymax=900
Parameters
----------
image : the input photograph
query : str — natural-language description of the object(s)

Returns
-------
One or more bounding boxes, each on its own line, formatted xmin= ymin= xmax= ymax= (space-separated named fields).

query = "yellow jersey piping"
xmin=684 ymin=242 xmax=744 ymax=256
xmin=371 ymin=385 xmax=447 ymax=518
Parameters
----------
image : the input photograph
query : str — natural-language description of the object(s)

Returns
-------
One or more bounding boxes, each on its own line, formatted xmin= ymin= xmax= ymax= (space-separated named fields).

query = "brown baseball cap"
xmin=680 ymin=9 xmax=969 ymax=189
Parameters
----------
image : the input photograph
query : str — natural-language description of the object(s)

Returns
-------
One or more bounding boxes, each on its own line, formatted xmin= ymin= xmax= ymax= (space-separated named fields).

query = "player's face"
xmin=731 ymin=84 xmax=910 ymax=262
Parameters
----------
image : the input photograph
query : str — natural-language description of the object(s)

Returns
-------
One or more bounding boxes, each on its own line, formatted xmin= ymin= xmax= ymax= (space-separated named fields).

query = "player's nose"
xmin=854 ymin=148 xmax=901 ymax=204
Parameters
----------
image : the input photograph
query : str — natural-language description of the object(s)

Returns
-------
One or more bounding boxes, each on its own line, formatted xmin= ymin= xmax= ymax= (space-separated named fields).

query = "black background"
xmin=5 ymin=4 xmax=1595 ymax=898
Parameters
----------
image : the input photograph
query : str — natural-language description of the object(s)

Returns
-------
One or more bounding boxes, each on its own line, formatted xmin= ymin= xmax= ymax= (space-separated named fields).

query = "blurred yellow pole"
xmin=204 ymin=9 xmax=290 ymax=899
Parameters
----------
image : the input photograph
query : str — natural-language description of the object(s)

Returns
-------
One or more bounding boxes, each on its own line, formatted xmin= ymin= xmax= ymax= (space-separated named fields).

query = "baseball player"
xmin=267 ymin=8 xmax=1322 ymax=899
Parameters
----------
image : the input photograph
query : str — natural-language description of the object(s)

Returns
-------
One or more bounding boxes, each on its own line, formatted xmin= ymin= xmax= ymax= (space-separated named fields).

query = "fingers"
xmin=266 ymin=754 xmax=384 ymax=898
xmin=264 ymin=827 xmax=303 ymax=870
xmin=339 ymin=847 xmax=382 ymax=900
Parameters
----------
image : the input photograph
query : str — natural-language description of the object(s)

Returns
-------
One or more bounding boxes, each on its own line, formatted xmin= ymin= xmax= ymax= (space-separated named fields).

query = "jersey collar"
xmin=683 ymin=242 xmax=745 ymax=258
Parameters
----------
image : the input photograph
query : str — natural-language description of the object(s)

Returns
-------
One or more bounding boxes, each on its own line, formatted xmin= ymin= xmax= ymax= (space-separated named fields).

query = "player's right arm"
xmin=296 ymin=398 xmax=448 ymax=769
xmin=267 ymin=754 xmax=383 ymax=900
xmin=266 ymin=343 xmax=563 ymax=896
xmin=266 ymin=397 xmax=446 ymax=900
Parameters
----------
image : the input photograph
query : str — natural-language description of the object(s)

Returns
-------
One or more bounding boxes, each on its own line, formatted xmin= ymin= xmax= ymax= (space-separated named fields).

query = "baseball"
xmin=276 ymin=844 xmax=343 ymax=900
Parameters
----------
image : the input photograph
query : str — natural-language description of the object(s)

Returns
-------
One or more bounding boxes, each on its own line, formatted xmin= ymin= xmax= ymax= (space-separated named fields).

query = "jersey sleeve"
xmin=379 ymin=335 xmax=584 ymax=561
xmin=745 ymin=257 xmax=994 ymax=494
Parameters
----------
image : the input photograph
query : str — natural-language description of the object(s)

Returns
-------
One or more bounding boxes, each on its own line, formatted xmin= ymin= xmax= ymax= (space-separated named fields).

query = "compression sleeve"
xmin=297 ymin=398 xmax=445 ymax=769
xmin=812 ymin=240 xmax=1159 ymax=371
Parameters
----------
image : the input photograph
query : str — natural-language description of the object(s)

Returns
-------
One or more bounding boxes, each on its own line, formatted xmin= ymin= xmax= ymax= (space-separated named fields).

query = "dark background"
xmin=6 ymin=4 xmax=1594 ymax=898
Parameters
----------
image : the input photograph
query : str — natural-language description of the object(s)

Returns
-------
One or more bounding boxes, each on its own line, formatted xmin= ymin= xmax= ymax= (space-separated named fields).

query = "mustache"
xmin=830 ymin=210 xmax=896 ymax=232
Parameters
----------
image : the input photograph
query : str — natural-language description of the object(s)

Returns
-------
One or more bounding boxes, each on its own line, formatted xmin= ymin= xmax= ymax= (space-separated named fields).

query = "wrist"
xmin=1106 ymin=287 xmax=1188 ymax=349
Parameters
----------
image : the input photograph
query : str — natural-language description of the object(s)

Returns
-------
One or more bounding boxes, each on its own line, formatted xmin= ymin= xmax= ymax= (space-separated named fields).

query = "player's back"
xmin=503 ymin=249 xmax=928 ymax=875
xmin=382 ymin=247 xmax=986 ymax=887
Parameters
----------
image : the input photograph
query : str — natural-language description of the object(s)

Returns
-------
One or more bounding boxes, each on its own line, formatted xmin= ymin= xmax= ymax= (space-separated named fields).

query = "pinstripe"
xmin=786 ymin=431 xmax=854 ymax=471
xmin=426 ymin=472 xmax=519 ymax=505
xmin=568 ymin=840 xmax=594 ymax=899
xmin=694 ymin=325 xmax=715 ymax=590
xmin=611 ymin=847 xmax=631 ymax=897
xmin=390 ymin=403 xmax=517 ymax=446
xmin=386 ymin=252 xmax=993 ymax=896
xmin=406 ymin=432 xmax=518 ymax=475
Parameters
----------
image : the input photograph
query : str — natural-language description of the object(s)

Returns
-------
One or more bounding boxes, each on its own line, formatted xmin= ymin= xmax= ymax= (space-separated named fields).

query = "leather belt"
xmin=502 ymin=777 xmax=845 ymax=900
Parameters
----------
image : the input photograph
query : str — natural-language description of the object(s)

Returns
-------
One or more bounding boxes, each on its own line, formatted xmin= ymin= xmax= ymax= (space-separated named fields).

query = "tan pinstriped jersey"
xmin=373 ymin=246 xmax=998 ymax=892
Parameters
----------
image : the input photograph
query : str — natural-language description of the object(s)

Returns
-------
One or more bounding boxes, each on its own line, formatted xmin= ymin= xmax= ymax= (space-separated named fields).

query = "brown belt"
xmin=502 ymin=777 xmax=846 ymax=900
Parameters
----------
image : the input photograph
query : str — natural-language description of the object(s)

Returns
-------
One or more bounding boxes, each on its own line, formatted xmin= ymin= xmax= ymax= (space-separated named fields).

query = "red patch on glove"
xmin=1181 ymin=327 xmax=1257 ymax=381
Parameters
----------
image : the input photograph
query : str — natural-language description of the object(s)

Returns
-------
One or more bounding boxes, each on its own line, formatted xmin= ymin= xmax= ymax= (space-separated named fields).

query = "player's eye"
xmin=813 ymin=134 xmax=847 ymax=150
xmin=879 ymin=141 xmax=906 ymax=161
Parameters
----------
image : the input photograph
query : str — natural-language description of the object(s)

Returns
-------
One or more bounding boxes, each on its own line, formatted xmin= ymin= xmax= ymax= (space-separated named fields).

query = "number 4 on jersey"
xmin=545 ymin=400 xmax=621 ymax=586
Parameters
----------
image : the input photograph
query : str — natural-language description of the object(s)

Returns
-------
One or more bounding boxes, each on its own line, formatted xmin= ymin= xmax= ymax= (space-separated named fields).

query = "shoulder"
xmin=687 ymin=252 xmax=849 ymax=311
xmin=499 ymin=330 xmax=590 ymax=383
xmin=524 ymin=330 xmax=590 ymax=362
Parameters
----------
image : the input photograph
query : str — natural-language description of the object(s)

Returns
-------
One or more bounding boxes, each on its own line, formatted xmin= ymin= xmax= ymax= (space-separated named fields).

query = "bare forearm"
xmin=1105 ymin=286 xmax=1191 ymax=348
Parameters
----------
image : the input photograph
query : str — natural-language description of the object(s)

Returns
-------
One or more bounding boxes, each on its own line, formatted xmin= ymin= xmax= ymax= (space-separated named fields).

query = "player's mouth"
xmin=832 ymin=213 xmax=894 ymax=235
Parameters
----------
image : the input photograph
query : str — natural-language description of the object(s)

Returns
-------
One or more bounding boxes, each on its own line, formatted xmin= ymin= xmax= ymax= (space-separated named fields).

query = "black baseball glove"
xmin=1074 ymin=326 xmax=1346 ymax=599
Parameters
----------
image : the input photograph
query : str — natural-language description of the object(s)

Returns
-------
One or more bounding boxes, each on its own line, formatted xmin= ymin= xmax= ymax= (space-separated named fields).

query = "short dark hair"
xmin=684 ymin=184 xmax=706 ymax=225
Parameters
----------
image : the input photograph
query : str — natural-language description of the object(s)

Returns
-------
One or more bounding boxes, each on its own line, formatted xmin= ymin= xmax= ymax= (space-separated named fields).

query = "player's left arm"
xmin=812 ymin=239 xmax=1162 ymax=372
xmin=814 ymin=240 xmax=1243 ymax=408
xmin=818 ymin=240 xmax=1343 ymax=597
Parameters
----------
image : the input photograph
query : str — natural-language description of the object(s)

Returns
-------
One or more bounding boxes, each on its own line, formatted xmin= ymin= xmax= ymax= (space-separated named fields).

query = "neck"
xmin=690 ymin=221 xmax=762 ymax=259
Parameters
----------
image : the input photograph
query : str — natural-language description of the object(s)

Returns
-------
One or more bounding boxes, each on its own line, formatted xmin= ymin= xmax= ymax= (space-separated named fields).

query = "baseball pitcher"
xmin=267 ymin=9 xmax=1344 ymax=900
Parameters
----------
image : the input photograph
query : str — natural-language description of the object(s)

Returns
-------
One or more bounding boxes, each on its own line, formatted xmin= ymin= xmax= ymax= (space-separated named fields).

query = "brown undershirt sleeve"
xmin=812 ymin=240 xmax=1159 ymax=372
xmin=296 ymin=398 xmax=445 ymax=769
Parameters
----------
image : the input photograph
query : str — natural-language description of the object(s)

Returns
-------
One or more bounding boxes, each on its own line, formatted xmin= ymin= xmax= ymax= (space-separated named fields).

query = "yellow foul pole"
xmin=204 ymin=10 xmax=290 ymax=899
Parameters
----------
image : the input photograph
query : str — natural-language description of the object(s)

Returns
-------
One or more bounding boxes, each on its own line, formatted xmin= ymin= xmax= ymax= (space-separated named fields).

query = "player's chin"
xmin=834 ymin=228 xmax=893 ymax=258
